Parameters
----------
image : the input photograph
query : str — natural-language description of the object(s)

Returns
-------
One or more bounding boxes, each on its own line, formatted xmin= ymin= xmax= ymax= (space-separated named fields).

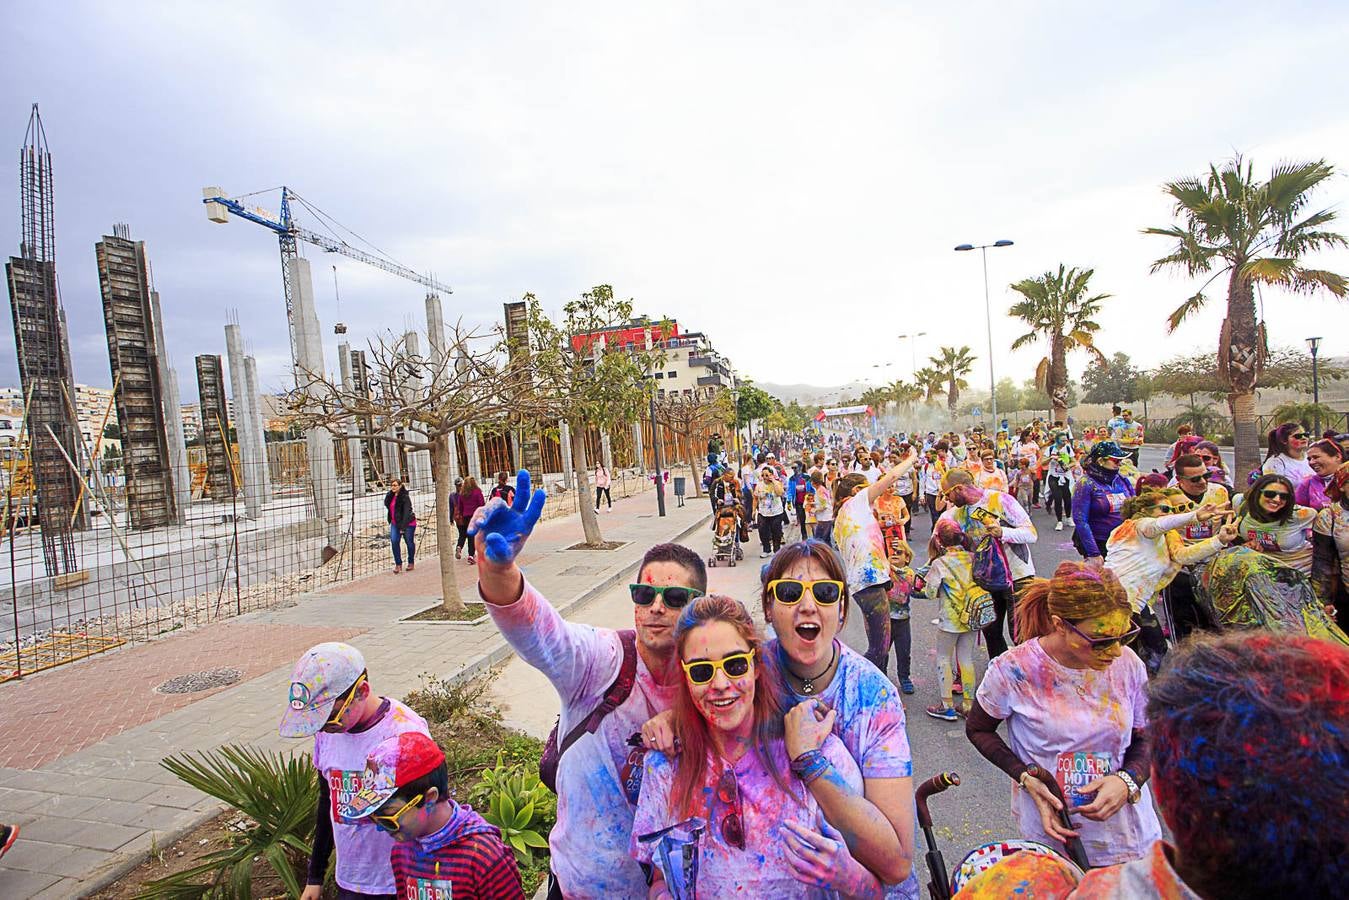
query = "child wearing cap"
xmin=347 ymin=732 xmax=524 ymax=900
xmin=280 ymin=642 xmax=430 ymax=900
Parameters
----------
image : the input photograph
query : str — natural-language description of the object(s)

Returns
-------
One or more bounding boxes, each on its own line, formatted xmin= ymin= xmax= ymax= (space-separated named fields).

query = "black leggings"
xmin=794 ymin=503 xmax=808 ymax=541
xmin=1046 ymin=477 xmax=1071 ymax=520
xmin=982 ymin=576 xmax=1033 ymax=659
xmin=455 ymin=520 xmax=472 ymax=557
xmin=595 ymin=486 xmax=612 ymax=508
xmin=925 ymin=493 xmax=940 ymax=530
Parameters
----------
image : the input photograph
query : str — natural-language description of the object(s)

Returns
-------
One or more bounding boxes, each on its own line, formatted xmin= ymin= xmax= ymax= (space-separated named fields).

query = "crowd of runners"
xmin=54 ymin=414 xmax=1335 ymax=898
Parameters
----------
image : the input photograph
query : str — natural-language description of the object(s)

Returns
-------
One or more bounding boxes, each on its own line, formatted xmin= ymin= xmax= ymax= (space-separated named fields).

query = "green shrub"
xmin=469 ymin=753 xmax=555 ymax=864
xmin=404 ymin=671 xmax=499 ymax=724
xmin=136 ymin=745 xmax=319 ymax=899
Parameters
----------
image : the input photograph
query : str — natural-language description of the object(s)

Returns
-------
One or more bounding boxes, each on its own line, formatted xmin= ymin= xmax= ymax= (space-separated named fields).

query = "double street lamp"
xmin=1308 ymin=336 xmax=1323 ymax=437
xmin=897 ymin=332 xmax=926 ymax=378
xmin=955 ymin=240 xmax=1014 ymax=423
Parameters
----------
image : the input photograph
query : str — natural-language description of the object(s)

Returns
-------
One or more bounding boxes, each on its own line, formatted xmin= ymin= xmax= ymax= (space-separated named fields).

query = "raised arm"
xmin=865 ymin=448 xmax=918 ymax=504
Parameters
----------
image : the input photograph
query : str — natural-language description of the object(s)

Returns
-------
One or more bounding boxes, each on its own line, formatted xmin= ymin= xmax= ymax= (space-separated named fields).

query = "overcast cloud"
xmin=3 ymin=1 xmax=1347 ymax=399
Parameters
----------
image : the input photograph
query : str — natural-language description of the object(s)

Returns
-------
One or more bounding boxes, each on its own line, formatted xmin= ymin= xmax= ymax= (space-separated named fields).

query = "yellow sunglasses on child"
xmin=370 ymin=793 xmax=424 ymax=833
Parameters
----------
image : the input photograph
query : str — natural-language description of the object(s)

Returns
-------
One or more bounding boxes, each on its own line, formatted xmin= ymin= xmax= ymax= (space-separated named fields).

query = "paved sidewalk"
xmin=0 ymin=486 xmax=711 ymax=898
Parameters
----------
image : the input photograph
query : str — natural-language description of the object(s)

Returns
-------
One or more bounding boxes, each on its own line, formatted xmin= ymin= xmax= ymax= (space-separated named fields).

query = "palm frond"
xmin=1289 ymin=267 xmax=1349 ymax=297
xmin=1010 ymin=332 xmax=1039 ymax=351
xmin=1166 ymin=292 xmax=1208 ymax=333
xmin=1034 ymin=358 xmax=1050 ymax=393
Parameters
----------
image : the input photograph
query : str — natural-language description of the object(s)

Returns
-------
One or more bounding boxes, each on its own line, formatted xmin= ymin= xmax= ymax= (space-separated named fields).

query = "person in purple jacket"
xmin=1071 ymin=441 xmax=1135 ymax=568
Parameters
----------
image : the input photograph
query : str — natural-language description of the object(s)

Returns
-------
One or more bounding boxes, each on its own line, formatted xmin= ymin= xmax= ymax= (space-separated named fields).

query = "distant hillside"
xmin=757 ymin=381 xmax=868 ymax=408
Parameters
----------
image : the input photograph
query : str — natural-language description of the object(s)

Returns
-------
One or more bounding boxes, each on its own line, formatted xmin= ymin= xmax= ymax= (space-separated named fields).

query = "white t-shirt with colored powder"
xmin=313 ymin=699 xmax=430 ymax=894
xmin=772 ymin=640 xmax=920 ymax=899
xmin=834 ymin=489 xmax=890 ymax=594
xmin=976 ymin=639 xmax=1162 ymax=867
xmin=487 ymin=580 xmax=678 ymax=900
xmin=632 ymin=736 xmax=861 ymax=899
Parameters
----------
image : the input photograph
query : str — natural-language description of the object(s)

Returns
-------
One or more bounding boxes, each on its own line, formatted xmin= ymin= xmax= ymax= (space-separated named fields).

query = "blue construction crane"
xmin=202 ymin=185 xmax=452 ymax=364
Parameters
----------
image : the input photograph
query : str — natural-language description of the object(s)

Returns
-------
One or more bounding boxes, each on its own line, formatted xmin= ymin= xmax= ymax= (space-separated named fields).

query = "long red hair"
xmin=670 ymin=595 xmax=792 ymax=819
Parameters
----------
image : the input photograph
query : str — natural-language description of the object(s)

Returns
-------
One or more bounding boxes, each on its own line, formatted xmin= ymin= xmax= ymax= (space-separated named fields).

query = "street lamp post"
xmin=954 ymin=240 xmax=1014 ymax=423
xmin=1308 ymin=336 xmax=1323 ymax=437
xmin=898 ymin=332 xmax=927 ymax=378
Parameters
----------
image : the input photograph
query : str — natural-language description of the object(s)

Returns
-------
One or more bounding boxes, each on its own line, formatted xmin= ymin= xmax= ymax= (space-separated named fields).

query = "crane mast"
xmin=202 ymin=185 xmax=451 ymax=376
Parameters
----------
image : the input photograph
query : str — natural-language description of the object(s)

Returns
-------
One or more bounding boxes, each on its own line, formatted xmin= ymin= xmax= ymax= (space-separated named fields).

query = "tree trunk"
xmin=1050 ymin=335 xmax=1069 ymax=424
xmin=432 ymin=434 xmax=465 ymax=615
xmin=685 ymin=441 xmax=704 ymax=498
xmin=1223 ymin=273 xmax=1263 ymax=476
xmin=571 ymin=421 xmax=603 ymax=546
xmin=947 ymin=379 xmax=958 ymax=415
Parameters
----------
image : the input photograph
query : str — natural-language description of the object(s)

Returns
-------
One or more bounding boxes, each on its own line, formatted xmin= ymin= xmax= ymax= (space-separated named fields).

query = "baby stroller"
xmin=916 ymin=769 xmax=1087 ymax=898
xmin=708 ymin=499 xmax=744 ymax=567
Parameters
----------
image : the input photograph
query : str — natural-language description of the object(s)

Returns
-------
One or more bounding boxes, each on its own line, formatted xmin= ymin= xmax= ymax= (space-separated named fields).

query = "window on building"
xmin=654 ymin=372 xmax=664 ymax=379
xmin=668 ymin=371 xmax=678 ymax=378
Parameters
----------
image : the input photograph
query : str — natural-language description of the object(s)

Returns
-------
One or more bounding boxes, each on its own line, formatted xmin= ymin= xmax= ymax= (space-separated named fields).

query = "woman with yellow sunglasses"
xmin=631 ymin=595 xmax=892 ymax=898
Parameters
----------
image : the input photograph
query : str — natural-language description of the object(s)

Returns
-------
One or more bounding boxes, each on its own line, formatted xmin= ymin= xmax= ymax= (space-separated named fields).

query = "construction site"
xmin=0 ymin=104 xmax=721 ymax=683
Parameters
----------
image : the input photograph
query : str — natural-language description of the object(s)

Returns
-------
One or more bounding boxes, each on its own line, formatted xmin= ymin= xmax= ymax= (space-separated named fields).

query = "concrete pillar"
xmin=512 ymin=428 xmax=525 ymax=471
xmin=381 ymin=425 xmax=403 ymax=485
xmin=601 ymin=429 xmax=614 ymax=472
xmin=244 ymin=355 xmax=273 ymax=503
xmin=633 ymin=421 xmax=646 ymax=474
xmin=559 ymin=420 xmax=575 ymax=488
xmin=337 ymin=341 xmax=365 ymax=498
xmin=465 ymin=426 xmax=482 ymax=482
xmin=288 ymin=257 xmax=339 ymax=547
xmin=402 ymin=331 xmax=433 ymax=492
xmin=424 ymin=294 xmax=459 ymax=483
xmin=225 ymin=323 xmax=263 ymax=519
xmin=446 ymin=429 xmax=461 ymax=483
xmin=149 ymin=290 xmax=188 ymax=524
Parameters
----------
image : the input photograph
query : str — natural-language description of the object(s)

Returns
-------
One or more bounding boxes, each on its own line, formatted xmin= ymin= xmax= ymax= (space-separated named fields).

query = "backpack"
xmin=538 ymin=629 xmax=638 ymax=793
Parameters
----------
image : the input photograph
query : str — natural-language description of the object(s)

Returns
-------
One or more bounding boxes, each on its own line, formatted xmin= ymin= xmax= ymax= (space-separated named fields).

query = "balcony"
xmin=689 ymin=355 xmax=715 ymax=367
xmin=697 ymin=374 xmax=726 ymax=388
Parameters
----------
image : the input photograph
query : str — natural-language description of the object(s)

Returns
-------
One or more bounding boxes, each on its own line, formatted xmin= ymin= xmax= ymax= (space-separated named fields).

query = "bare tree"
xmin=651 ymin=391 xmax=735 ymax=498
xmin=520 ymin=287 xmax=661 ymax=547
xmin=287 ymin=322 xmax=538 ymax=614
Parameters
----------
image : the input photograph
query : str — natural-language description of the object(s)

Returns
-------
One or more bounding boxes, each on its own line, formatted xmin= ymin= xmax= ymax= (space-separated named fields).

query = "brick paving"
xmin=0 ymin=622 xmax=363 ymax=769
xmin=0 ymin=481 xmax=710 ymax=897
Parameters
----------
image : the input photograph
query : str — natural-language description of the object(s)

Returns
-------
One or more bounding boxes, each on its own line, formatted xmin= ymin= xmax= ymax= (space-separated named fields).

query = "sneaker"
xmin=926 ymin=704 xmax=959 ymax=722
xmin=1055 ymin=521 xmax=1064 ymax=531
xmin=407 ymin=562 xmax=415 ymax=572
xmin=900 ymin=677 xmax=915 ymax=695
xmin=467 ymin=557 xmax=476 ymax=566
xmin=0 ymin=823 xmax=16 ymax=859
xmin=394 ymin=564 xmax=402 ymax=574
xmin=455 ymin=548 xmax=462 ymax=559
xmin=760 ymin=551 xmax=770 ymax=559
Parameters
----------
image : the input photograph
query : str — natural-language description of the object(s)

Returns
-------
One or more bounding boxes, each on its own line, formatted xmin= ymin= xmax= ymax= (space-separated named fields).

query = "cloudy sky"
xmin=3 ymin=1 xmax=1347 ymax=401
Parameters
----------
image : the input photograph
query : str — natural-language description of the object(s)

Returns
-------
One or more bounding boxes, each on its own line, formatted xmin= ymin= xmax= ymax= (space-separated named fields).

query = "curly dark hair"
xmin=1147 ymin=632 xmax=1349 ymax=898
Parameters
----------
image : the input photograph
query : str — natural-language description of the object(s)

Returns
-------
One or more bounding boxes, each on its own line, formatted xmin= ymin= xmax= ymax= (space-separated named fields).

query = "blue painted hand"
xmin=467 ymin=469 xmax=546 ymax=565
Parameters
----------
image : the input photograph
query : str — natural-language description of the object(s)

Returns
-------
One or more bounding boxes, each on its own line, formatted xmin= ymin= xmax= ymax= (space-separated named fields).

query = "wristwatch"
xmin=1115 ymin=769 xmax=1142 ymax=804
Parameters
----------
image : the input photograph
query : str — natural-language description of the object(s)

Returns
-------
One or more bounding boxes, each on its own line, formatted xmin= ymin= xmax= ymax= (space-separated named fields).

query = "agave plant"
xmin=470 ymin=752 xmax=553 ymax=863
xmin=136 ymin=745 xmax=319 ymax=899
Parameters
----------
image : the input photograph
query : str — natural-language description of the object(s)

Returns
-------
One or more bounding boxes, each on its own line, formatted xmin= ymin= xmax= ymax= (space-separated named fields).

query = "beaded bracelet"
xmin=791 ymin=749 xmax=831 ymax=784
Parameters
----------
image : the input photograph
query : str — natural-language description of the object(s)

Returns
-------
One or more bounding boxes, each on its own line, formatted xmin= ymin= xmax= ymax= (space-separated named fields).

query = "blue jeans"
xmin=390 ymin=523 xmax=416 ymax=566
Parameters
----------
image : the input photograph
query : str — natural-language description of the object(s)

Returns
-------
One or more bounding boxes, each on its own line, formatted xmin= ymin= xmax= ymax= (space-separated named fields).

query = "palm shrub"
xmin=136 ymin=745 xmax=319 ymax=900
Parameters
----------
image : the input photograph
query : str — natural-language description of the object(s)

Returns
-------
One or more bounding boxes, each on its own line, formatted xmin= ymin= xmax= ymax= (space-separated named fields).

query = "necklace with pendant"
xmin=792 ymin=642 xmax=838 ymax=695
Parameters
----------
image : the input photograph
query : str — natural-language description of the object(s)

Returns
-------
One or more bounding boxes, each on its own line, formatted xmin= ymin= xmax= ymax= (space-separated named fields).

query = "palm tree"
xmin=931 ymin=346 xmax=976 ymax=416
xmin=1008 ymin=264 xmax=1110 ymax=423
xmin=1144 ymin=155 xmax=1347 ymax=474
xmin=888 ymin=379 xmax=923 ymax=421
xmin=913 ymin=367 xmax=945 ymax=404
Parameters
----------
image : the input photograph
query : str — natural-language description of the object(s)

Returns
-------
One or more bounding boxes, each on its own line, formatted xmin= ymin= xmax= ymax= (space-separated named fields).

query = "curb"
xmin=69 ymin=510 xmax=712 ymax=899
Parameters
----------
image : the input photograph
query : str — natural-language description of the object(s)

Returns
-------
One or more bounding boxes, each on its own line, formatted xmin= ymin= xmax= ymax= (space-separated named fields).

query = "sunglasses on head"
xmin=1260 ymin=489 xmax=1290 ymax=501
xmin=1065 ymin=620 xmax=1141 ymax=651
xmin=682 ymin=650 xmax=755 ymax=685
xmin=767 ymin=578 xmax=843 ymax=605
xmin=630 ymin=584 xmax=704 ymax=609
xmin=370 ymin=793 xmax=424 ymax=833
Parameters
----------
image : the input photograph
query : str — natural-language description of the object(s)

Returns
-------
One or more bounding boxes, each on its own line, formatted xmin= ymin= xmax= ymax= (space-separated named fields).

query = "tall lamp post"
xmin=898 ymin=332 xmax=927 ymax=378
xmin=1307 ymin=336 xmax=1323 ymax=437
xmin=955 ymin=240 xmax=1014 ymax=423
